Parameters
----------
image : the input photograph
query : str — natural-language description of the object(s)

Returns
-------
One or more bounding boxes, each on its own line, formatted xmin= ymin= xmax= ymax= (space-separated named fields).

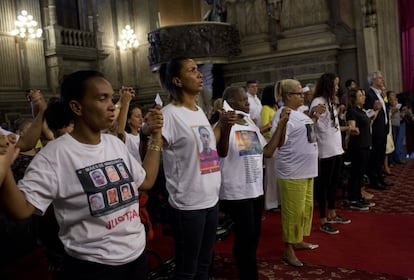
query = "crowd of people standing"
xmin=0 ymin=59 xmax=412 ymax=280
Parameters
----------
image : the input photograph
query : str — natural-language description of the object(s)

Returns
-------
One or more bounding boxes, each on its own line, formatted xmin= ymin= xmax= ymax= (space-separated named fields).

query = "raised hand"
xmin=119 ymin=86 xmax=135 ymax=105
xmin=146 ymin=105 xmax=163 ymax=139
xmin=29 ymin=89 xmax=47 ymax=117
xmin=219 ymin=110 xmax=238 ymax=129
xmin=280 ymin=107 xmax=291 ymax=121
xmin=374 ymin=100 xmax=382 ymax=111
xmin=313 ymin=103 xmax=327 ymax=115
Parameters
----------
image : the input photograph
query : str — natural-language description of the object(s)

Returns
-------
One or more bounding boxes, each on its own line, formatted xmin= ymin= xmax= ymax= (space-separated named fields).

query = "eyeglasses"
xmin=289 ymin=92 xmax=304 ymax=96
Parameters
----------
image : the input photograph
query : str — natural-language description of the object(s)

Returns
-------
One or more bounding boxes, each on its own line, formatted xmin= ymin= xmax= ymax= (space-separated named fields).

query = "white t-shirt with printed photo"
xmin=310 ymin=97 xmax=344 ymax=159
xmin=161 ymin=104 xmax=221 ymax=211
xmin=18 ymin=133 xmax=146 ymax=265
xmin=220 ymin=116 xmax=266 ymax=200
xmin=271 ymin=108 xmax=318 ymax=179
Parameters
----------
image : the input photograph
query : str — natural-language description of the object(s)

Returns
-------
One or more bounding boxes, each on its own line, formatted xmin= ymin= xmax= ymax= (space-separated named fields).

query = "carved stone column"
xmin=280 ymin=0 xmax=329 ymax=30
xmin=147 ymin=22 xmax=241 ymax=113
xmin=277 ymin=0 xmax=335 ymax=51
xmin=224 ymin=0 xmax=272 ymax=55
xmin=147 ymin=22 xmax=241 ymax=71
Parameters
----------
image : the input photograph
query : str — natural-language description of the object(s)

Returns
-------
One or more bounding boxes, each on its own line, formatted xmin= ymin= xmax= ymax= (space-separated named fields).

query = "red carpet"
xmin=214 ymin=159 xmax=414 ymax=279
xmin=214 ymin=210 xmax=414 ymax=278
xmin=148 ymin=160 xmax=414 ymax=279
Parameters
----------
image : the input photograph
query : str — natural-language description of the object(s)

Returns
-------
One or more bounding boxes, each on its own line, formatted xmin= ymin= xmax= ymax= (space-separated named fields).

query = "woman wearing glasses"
xmin=270 ymin=79 xmax=323 ymax=267
xmin=310 ymin=73 xmax=350 ymax=235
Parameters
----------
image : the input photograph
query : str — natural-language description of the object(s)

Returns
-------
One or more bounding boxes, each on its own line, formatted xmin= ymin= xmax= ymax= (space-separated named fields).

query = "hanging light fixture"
xmin=117 ymin=25 xmax=139 ymax=50
xmin=11 ymin=10 xmax=43 ymax=40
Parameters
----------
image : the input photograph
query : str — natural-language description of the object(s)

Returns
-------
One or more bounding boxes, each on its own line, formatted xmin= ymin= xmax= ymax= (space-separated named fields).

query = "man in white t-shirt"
xmin=246 ymin=80 xmax=262 ymax=127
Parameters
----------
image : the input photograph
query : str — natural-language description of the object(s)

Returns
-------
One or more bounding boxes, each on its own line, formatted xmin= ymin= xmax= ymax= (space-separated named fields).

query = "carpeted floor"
xmin=213 ymin=253 xmax=410 ymax=280
xmin=213 ymin=159 xmax=414 ymax=279
xmin=147 ymin=159 xmax=414 ymax=279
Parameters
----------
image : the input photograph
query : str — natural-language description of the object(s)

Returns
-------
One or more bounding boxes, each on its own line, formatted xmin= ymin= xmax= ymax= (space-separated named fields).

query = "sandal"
xmin=292 ymin=242 xmax=319 ymax=250
xmin=282 ymin=255 xmax=304 ymax=267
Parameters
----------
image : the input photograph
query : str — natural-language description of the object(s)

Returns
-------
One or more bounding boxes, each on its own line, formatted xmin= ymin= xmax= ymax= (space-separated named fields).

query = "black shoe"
xmin=349 ymin=201 xmax=369 ymax=211
xmin=320 ymin=223 xmax=340 ymax=234
xmin=380 ymin=180 xmax=394 ymax=187
xmin=360 ymin=198 xmax=375 ymax=207
xmin=370 ymin=183 xmax=389 ymax=190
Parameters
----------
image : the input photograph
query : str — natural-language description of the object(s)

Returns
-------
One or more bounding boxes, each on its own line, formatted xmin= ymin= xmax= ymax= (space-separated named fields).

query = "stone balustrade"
xmin=60 ymin=27 xmax=96 ymax=48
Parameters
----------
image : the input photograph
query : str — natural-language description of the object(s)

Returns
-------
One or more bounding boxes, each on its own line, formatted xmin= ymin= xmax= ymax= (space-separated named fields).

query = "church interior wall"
xmin=0 ymin=0 xmax=404 ymax=126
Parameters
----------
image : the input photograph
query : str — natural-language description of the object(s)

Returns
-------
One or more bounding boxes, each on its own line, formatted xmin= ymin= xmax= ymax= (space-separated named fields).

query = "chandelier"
xmin=117 ymin=25 xmax=139 ymax=50
xmin=11 ymin=10 xmax=43 ymax=40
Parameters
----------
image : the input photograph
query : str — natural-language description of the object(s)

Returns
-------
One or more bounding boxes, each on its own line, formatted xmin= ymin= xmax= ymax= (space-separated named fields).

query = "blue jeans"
xmin=168 ymin=203 xmax=218 ymax=280
xmin=392 ymin=122 xmax=406 ymax=162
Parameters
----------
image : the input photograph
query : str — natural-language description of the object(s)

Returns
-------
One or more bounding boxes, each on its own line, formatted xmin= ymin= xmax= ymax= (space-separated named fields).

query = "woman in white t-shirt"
xmin=270 ymin=79 xmax=323 ymax=267
xmin=0 ymin=70 xmax=164 ymax=280
xmin=310 ymin=73 xmax=350 ymax=235
xmin=120 ymin=95 xmax=144 ymax=165
xmin=113 ymin=86 xmax=143 ymax=165
xmin=159 ymin=57 xmax=235 ymax=279
xmin=124 ymin=106 xmax=143 ymax=164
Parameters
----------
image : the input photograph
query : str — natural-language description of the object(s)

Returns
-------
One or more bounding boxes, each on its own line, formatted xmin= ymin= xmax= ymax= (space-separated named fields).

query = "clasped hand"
xmin=145 ymin=105 xmax=163 ymax=139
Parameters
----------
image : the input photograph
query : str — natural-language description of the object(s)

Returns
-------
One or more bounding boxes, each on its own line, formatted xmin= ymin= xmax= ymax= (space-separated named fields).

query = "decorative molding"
xmin=361 ymin=0 xmax=377 ymax=28
xmin=147 ymin=22 xmax=241 ymax=71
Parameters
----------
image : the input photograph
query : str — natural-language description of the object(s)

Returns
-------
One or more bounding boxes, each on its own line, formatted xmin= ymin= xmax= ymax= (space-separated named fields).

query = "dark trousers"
xmin=221 ymin=196 xmax=263 ymax=280
xmin=62 ymin=251 xmax=147 ymax=280
xmin=168 ymin=203 xmax=219 ymax=280
xmin=315 ymin=155 xmax=343 ymax=219
xmin=348 ymin=147 xmax=370 ymax=201
xmin=369 ymin=132 xmax=386 ymax=185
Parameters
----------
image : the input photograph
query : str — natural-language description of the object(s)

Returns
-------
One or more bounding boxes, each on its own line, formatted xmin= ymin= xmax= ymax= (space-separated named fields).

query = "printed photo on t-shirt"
xmin=89 ymin=169 xmax=107 ymax=187
xmin=117 ymin=163 xmax=130 ymax=179
xmin=305 ymin=123 xmax=316 ymax=143
xmin=105 ymin=165 xmax=120 ymax=182
xmin=193 ymin=125 xmax=220 ymax=175
xmin=89 ymin=193 xmax=105 ymax=211
xmin=235 ymin=130 xmax=262 ymax=156
xmin=121 ymin=184 xmax=132 ymax=201
xmin=107 ymin=188 xmax=119 ymax=205
xmin=131 ymin=182 xmax=139 ymax=196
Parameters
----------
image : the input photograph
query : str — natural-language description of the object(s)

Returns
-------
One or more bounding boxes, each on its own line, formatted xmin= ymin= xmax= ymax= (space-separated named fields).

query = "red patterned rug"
xmin=213 ymin=253 xmax=409 ymax=280
xmin=148 ymin=160 xmax=414 ymax=279
xmin=366 ymin=160 xmax=414 ymax=215
xmin=213 ymin=159 xmax=414 ymax=280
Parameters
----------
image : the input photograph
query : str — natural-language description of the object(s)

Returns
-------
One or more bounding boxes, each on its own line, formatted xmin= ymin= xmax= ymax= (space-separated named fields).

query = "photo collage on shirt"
xmin=76 ymin=158 xmax=139 ymax=217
